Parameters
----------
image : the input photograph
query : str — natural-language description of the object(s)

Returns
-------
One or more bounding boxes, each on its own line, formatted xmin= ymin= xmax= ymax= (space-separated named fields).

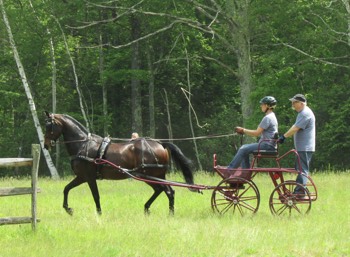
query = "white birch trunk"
xmin=162 ymin=89 xmax=173 ymax=142
xmin=182 ymin=37 xmax=202 ymax=171
xmin=53 ymin=16 xmax=91 ymax=131
xmin=48 ymin=32 xmax=61 ymax=171
xmin=0 ymin=0 xmax=59 ymax=179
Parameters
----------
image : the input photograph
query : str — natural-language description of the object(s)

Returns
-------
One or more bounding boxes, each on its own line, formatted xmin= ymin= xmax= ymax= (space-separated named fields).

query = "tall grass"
xmin=0 ymin=172 xmax=349 ymax=257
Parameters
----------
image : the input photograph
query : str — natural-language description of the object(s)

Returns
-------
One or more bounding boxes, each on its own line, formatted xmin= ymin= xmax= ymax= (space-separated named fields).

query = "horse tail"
xmin=161 ymin=142 xmax=194 ymax=185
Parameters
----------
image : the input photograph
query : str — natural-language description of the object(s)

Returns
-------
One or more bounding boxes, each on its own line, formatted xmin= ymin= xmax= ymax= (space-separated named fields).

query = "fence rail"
xmin=0 ymin=144 xmax=41 ymax=230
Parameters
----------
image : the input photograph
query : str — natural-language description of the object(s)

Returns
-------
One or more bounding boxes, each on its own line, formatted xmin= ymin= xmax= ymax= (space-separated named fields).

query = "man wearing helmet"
xmin=228 ymin=96 xmax=278 ymax=171
xmin=278 ymin=94 xmax=316 ymax=195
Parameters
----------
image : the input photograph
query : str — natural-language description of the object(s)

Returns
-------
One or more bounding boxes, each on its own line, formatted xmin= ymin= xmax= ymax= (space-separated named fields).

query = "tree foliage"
xmin=0 ymin=0 xmax=349 ymax=175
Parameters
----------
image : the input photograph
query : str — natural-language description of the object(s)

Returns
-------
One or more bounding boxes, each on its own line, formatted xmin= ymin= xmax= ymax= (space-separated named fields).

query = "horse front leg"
xmin=63 ymin=176 xmax=85 ymax=215
xmin=87 ymin=179 xmax=102 ymax=215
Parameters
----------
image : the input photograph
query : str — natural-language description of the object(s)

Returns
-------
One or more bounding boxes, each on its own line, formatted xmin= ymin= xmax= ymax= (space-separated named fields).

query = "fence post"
xmin=31 ymin=144 xmax=40 ymax=231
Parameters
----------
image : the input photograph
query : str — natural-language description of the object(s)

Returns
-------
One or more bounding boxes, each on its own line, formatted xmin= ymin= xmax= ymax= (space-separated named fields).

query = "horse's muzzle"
xmin=44 ymin=140 xmax=55 ymax=150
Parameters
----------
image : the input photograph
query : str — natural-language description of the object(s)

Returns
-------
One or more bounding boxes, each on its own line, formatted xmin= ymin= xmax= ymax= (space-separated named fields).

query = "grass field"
xmin=0 ymin=172 xmax=349 ymax=257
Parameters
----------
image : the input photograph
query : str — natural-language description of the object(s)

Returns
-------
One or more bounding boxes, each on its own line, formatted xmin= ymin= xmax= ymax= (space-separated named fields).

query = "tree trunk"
xmin=0 ymin=0 xmax=59 ymax=179
xmin=227 ymin=0 xmax=253 ymax=131
xmin=146 ymin=44 xmax=156 ymax=138
xmin=48 ymin=31 xmax=61 ymax=173
xmin=182 ymin=35 xmax=203 ymax=171
xmin=29 ymin=0 xmax=61 ymax=173
xmin=162 ymin=89 xmax=173 ymax=142
xmin=130 ymin=14 xmax=143 ymax=134
xmin=53 ymin=16 xmax=91 ymax=131
xmin=99 ymin=10 xmax=109 ymax=137
xmin=99 ymin=33 xmax=108 ymax=136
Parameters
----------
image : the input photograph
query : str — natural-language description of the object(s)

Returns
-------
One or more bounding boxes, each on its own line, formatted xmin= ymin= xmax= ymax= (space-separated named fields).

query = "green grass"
xmin=0 ymin=172 xmax=349 ymax=257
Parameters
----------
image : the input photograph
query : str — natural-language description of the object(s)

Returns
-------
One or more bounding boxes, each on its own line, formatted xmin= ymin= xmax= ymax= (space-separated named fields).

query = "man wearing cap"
xmin=278 ymin=94 xmax=316 ymax=194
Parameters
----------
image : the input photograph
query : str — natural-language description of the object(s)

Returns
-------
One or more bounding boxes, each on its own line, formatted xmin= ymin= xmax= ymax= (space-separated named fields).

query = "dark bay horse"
xmin=43 ymin=112 xmax=195 ymax=215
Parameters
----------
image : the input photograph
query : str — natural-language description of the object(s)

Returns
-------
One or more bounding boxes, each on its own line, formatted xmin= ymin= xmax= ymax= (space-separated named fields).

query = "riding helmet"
xmin=259 ymin=96 xmax=277 ymax=107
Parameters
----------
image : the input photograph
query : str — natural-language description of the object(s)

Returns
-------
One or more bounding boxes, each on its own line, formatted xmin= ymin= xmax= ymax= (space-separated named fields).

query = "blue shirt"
xmin=294 ymin=106 xmax=316 ymax=151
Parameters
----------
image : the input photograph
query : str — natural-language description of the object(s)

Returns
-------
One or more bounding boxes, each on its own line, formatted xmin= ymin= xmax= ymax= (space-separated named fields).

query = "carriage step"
xmin=294 ymin=194 xmax=317 ymax=201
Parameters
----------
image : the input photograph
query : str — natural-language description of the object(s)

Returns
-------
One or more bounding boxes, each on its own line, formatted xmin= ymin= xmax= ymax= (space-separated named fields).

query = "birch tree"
xmin=0 ymin=0 xmax=59 ymax=179
xmin=54 ymin=16 xmax=92 ymax=132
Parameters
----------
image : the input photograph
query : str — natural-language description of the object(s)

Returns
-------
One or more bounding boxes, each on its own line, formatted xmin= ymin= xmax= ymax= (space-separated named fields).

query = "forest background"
xmin=0 ymin=0 xmax=349 ymax=177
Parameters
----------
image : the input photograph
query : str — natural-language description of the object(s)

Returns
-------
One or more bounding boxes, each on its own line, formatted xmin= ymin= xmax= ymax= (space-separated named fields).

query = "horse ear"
xmin=44 ymin=111 xmax=51 ymax=118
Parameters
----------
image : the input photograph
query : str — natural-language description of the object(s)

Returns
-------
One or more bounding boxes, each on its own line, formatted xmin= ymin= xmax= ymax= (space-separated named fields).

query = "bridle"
xmin=45 ymin=115 xmax=60 ymax=146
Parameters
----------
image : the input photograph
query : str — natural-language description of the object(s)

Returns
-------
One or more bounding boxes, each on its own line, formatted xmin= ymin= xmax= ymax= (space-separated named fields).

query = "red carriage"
xmin=211 ymin=140 xmax=318 ymax=216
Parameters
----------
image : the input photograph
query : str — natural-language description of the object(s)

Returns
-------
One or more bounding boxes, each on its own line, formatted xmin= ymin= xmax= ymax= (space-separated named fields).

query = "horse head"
xmin=44 ymin=111 xmax=63 ymax=150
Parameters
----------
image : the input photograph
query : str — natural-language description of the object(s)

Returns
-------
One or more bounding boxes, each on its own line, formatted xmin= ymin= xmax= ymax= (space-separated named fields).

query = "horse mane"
xmin=61 ymin=114 xmax=90 ymax=134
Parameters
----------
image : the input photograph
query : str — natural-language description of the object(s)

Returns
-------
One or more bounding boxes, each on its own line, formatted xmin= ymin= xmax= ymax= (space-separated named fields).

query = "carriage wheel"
xmin=211 ymin=177 xmax=260 ymax=216
xmin=269 ymin=181 xmax=311 ymax=216
xmin=284 ymin=179 xmax=318 ymax=202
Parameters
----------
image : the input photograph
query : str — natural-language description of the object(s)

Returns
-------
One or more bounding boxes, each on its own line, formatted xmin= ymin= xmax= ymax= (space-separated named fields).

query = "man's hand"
xmin=235 ymin=127 xmax=244 ymax=135
xmin=278 ymin=135 xmax=286 ymax=144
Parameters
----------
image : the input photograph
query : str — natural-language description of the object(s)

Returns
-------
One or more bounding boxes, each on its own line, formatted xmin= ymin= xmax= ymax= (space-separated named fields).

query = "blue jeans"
xmin=295 ymin=151 xmax=313 ymax=186
xmin=228 ymin=143 xmax=276 ymax=169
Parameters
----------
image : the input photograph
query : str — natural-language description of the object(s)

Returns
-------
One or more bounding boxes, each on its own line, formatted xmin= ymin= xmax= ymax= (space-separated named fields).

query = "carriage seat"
xmin=252 ymin=149 xmax=278 ymax=156
xmin=253 ymin=132 xmax=279 ymax=157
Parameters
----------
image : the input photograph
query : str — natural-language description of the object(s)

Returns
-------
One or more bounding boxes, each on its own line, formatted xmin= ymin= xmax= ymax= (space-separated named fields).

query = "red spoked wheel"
xmin=211 ymin=177 xmax=260 ymax=216
xmin=269 ymin=181 xmax=312 ymax=216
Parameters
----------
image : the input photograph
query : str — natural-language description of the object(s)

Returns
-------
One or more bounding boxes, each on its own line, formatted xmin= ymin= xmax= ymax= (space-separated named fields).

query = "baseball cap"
xmin=289 ymin=94 xmax=306 ymax=103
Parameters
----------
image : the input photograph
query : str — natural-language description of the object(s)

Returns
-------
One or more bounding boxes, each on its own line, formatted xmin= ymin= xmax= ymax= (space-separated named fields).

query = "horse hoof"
xmin=65 ymin=207 xmax=74 ymax=216
xmin=144 ymin=209 xmax=150 ymax=215
xmin=97 ymin=209 xmax=102 ymax=215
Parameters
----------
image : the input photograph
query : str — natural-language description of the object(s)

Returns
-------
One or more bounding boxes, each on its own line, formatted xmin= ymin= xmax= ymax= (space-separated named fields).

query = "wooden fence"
xmin=0 ymin=144 xmax=41 ymax=230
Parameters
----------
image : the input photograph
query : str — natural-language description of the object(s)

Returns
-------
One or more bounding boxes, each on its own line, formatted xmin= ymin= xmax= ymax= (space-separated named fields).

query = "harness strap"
xmin=97 ymin=137 xmax=111 ymax=159
xmin=77 ymin=155 xmax=95 ymax=162
xmin=141 ymin=138 xmax=159 ymax=167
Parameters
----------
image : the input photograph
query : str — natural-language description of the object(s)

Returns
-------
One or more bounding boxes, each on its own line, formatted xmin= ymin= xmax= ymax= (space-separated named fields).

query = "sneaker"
xmin=293 ymin=191 xmax=309 ymax=200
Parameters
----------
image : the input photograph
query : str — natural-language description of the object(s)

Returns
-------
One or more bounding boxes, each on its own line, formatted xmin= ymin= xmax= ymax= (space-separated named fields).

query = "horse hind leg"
xmin=144 ymin=184 xmax=163 ymax=215
xmin=164 ymin=185 xmax=175 ymax=215
xmin=63 ymin=176 xmax=85 ymax=215
xmin=87 ymin=179 xmax=102 ymax=215
xmin=144 ymin=184 xmax=175 ymax=216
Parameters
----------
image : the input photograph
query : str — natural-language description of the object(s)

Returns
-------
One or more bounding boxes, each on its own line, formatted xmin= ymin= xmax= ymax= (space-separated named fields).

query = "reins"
xmin=50 ymin=125 xmax=240 ymax=146
xmin=55 ymin=138 xmax=89 ymax=145
xmin=110 ymin=132 xmax=238 ymax=142
xmin=52 ymin=133 xmax=92 ymax=145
